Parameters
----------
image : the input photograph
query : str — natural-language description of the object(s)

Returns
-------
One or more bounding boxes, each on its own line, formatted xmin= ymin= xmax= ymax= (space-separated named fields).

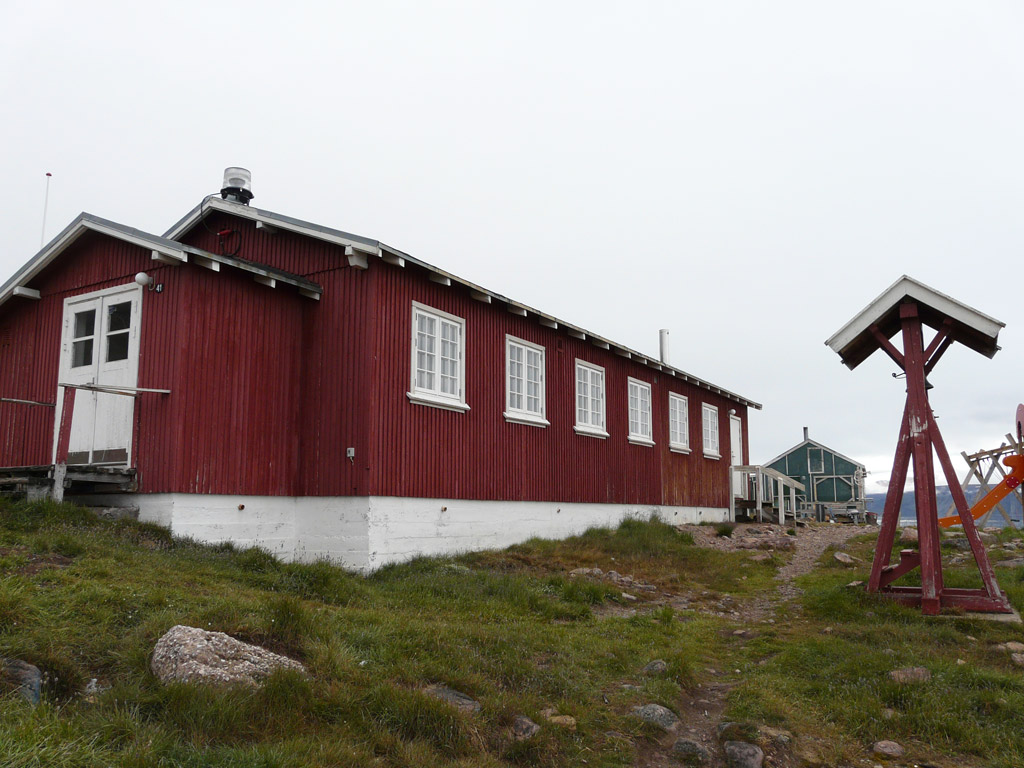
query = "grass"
xmin=1 ymin=502 xmax=1024 ymax=766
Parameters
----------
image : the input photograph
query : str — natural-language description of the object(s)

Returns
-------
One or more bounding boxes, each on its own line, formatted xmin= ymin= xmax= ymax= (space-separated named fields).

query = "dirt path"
xmin=635 ymin=522 xmax=869 ymax=767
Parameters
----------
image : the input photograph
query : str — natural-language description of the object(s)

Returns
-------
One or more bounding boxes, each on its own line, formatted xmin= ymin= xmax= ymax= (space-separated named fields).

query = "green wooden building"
xmin=766 ymin=428 xmax=866 ymax=515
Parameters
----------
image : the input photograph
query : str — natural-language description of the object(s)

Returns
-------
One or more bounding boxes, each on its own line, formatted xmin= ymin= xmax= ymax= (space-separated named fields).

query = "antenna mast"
xmin=40 ymin=172 xmax=52 ymax=248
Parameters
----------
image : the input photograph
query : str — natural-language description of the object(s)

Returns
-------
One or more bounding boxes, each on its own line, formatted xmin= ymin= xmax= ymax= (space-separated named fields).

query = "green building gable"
xmin=766 ymin=431 xmax=865 ymax=510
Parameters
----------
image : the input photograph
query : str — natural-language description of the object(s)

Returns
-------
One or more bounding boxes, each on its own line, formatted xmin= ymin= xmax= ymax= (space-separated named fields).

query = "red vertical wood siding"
xmin=1 ymin=209 xmax=752 ymax=509
xmin=367 ymin=264 xmax=746 ymax=507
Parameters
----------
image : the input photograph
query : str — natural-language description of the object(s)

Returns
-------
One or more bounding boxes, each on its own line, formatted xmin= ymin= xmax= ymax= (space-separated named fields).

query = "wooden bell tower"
xmin=826 ymin=276 xmax=1012 ymax=615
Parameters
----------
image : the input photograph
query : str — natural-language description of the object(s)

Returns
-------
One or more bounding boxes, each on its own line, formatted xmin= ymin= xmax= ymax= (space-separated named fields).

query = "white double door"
xmin=53 ymin=284 xmax=142 ymax=465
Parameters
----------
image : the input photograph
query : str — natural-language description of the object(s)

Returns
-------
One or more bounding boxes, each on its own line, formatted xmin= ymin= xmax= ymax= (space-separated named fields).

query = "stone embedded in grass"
xmin=643 ymin=659 xmax=668 ymax=675
xmin=672 ymin=737 xmax=711 ymax=765
xmin=631 ymin=703 xmax=680 ymax=731
xmin=899 ymin=527 xmax=918 ymax=543
xmin=621 ymin=592 xmax=638 ymax=602
xmin=723 ymin=740 xmax=764 ymax=768
xmin=833 ymin=552 xmax=856 ymax=565
xmin=569 ymin=567 xmax=603 ymax=578
xmin=1004 ymin=641 xmax=1024 ymax=653
xmin=1 ymin=658 xmax=41 ymax=706
xmin=423 ymin=684 xmax=481 ymax=713
xmin=150 ymin=625 xmax=306 ymax=687
xmin=889 ymin=667 xmax=931 ymax=683
xmin=512 ymin=715 xmax=540 ymax=741
xmin=1011 ymin=653 xmax=1024 ymax=668
xmin=872 ymin=740 xmax=905 ymax=758
xmin=539 ymin=709 xmax=576 ymax=730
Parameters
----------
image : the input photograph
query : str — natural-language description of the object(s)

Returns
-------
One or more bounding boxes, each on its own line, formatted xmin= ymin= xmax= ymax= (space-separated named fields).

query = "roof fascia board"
xmin=165 ymin=197 xmax=382 ymax=255
xmin=764 ymin=438 xmax=865 ymax=470
xmin=825 ymin=275 xmax=1005 ymax=360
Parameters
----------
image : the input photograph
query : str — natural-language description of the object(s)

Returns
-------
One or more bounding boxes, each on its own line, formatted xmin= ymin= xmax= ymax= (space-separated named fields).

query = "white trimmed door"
xmin=730 ymin=414 xmax=744 ymax=497
xmin=53 ymin=285 xmax=142 ymax=465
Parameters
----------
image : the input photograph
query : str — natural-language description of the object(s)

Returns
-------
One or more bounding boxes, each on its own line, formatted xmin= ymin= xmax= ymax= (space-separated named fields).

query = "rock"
xmin=1011 ymin=653 xmax=1024 ymax=668
xmin=749 ymin=552 xmax=772 ymax=562
xmin=150 ymin=625 xmax=306 ymax=687
xmin=717 ymin=722 xmax=758 ymax=742
xmin=845 ymin=580 xmax=865 ymax=588
xmin=1005 ymin=641 xmax=1024 ymax=653
xmin=822 ymin=627 xmax=834 ymax=635
xmin=631 ymin=703 xmax=680 ymax=731
xmin=833 ymin=552 xmax=856 ymax=565
xmin=542 ymin=712 xmax=576 ymax=730
xmin=899 ymin=527 xmax=918 ymax=543
xmin=621 ymin=592 xmax=638 ymax=602
xmin=512 ymin=715 xmax=540 ymax=741
xmin=672 ymin=737 xmax=711 ymax=765
xmin=569 ymin=567 xmax=603 ymax=578
xmin=643 ymin=659 xmax=668 ymax=675
xmin=889 ymin=667 xmax=931 ymax=683
xmin=606 ymin=570 xmax=621 ymax=581
xmin=723 ymin=740 xmax=764 ymax=768
xmin=881 ymin=708 xmax=896 ymax=720
xmin=872 ymin=740 xmax=905 ymax=758
xmin=1 ymin=658 xmax=42 ymax=705
xmin=423 ymin=684 xmax=481 ymax=713
xmin=996 ymin=558 xmax=1024 ymax=568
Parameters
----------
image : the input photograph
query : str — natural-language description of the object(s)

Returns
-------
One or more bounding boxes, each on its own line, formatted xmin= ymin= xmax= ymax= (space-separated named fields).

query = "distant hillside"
xmin=866 ymin=485 xmax=1023 ymax=525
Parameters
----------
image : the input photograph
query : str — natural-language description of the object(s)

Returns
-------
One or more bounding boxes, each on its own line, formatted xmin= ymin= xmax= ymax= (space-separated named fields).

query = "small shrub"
xmin=715 ymin=522 xmax=735 ymax=538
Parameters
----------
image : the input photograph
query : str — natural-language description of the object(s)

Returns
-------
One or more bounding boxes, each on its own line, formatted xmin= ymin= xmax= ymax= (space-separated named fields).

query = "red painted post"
xmin=867 ymin=402 xmax=911 ymax=592
xmin=899 ymin=302 xmax=943 ymax=614
xmin=928 ymin=408 xmax=1008 ymax=606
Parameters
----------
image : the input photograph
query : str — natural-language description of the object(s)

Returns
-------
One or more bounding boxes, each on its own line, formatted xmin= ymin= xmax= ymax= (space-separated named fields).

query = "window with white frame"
xmin=668 ymin=393 xmax=690 ymax=452
xmin=574 ymin=360 xmax=607 ymax=437
xmin=505 ymin=335 xmax=547 ymax=426
xmin=408 ymin=302 xmax=468 ymax=411
xmin=702 ymin=403 xmax=720 ymax=457
xmin=627 ymin=377 xmax=654 ymax=445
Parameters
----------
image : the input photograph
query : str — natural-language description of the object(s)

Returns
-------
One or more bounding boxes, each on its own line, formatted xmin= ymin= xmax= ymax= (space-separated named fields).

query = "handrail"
xmin=1 ymin=397 xmax=55 ymax=407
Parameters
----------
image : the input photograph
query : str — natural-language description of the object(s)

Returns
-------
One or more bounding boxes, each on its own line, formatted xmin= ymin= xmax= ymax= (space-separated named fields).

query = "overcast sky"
xmin=2 ymin=2 xmax=1023 ymax=495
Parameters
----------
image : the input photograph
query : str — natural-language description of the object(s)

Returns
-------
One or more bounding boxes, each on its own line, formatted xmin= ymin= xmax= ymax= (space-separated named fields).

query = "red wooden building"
xmin=0 ymin=171 xmax=759 ymax=569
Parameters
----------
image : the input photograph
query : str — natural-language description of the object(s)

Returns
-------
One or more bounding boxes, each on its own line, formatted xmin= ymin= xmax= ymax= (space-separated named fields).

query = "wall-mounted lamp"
xmin=135 ymin=272 xmax=163 ymax=293
xmin=728 ymin=408 xmax=737 ymax=415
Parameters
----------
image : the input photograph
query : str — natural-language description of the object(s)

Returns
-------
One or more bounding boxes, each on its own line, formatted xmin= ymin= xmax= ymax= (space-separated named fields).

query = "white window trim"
xmin=702 ymin=402 xmax=721 ymax=459
xmin=574 ymin=359 xmax=608 ymax=439
xmin=668 ymin=392 xmax=690 ymax=454
xmin=408 ymin=301 xmax=469 ymax=413
xmin=504 ymin=335 xmax=549 ymax=428
xmin=627 ymin=377 xmax=654 ymax=447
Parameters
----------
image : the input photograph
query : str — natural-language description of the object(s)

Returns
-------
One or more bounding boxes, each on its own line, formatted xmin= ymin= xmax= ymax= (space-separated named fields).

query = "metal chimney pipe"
xmin=803 ymin=426 xmax=809 ymax=441
xmin=659 ymin=329 xmax=670 ymax=365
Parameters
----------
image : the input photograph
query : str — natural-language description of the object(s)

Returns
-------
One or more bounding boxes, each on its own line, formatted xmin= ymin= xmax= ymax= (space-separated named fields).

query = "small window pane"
xmin=72 ymin=339 xmax=93 ymax=368
xmin=106 ymin=332 xmax=129 ymax=362
xmin=74 ymin=310 xmax=95 ymax=339
xmin=107 ymin=302 xmax=131 ymax=332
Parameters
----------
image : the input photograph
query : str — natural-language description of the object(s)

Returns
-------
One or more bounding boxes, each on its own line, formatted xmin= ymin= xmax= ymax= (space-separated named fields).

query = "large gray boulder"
xmin=151 ymin=625 xmax=306 ymax=687
xmin=1 ymin=659 xmax=41 ymax=705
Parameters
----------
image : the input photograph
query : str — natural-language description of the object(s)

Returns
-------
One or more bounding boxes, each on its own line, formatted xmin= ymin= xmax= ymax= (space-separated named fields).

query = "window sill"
xmin=503 ymin=411 xmax=550 ymax=428
xmin=669 ymin=445 xmax=691 ymax=454
xmin=574 ymin=424 xmax=609 ymax=439
xmin=627 ymin=435 xmax=655 ymax=447
xmin=703 ymin=451 xmax=721 ymax=460
xmin=407 ymin=391 xmax=470 ymax=413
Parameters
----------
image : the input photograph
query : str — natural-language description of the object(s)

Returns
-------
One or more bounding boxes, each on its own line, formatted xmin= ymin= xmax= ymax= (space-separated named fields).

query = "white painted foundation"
xmin=83 ymin=493 xmax=728 ymax=571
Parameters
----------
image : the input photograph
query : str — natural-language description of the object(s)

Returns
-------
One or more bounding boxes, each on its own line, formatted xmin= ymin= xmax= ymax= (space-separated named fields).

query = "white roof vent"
xmin=220 ymin=167 xmax=254 ymax=205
